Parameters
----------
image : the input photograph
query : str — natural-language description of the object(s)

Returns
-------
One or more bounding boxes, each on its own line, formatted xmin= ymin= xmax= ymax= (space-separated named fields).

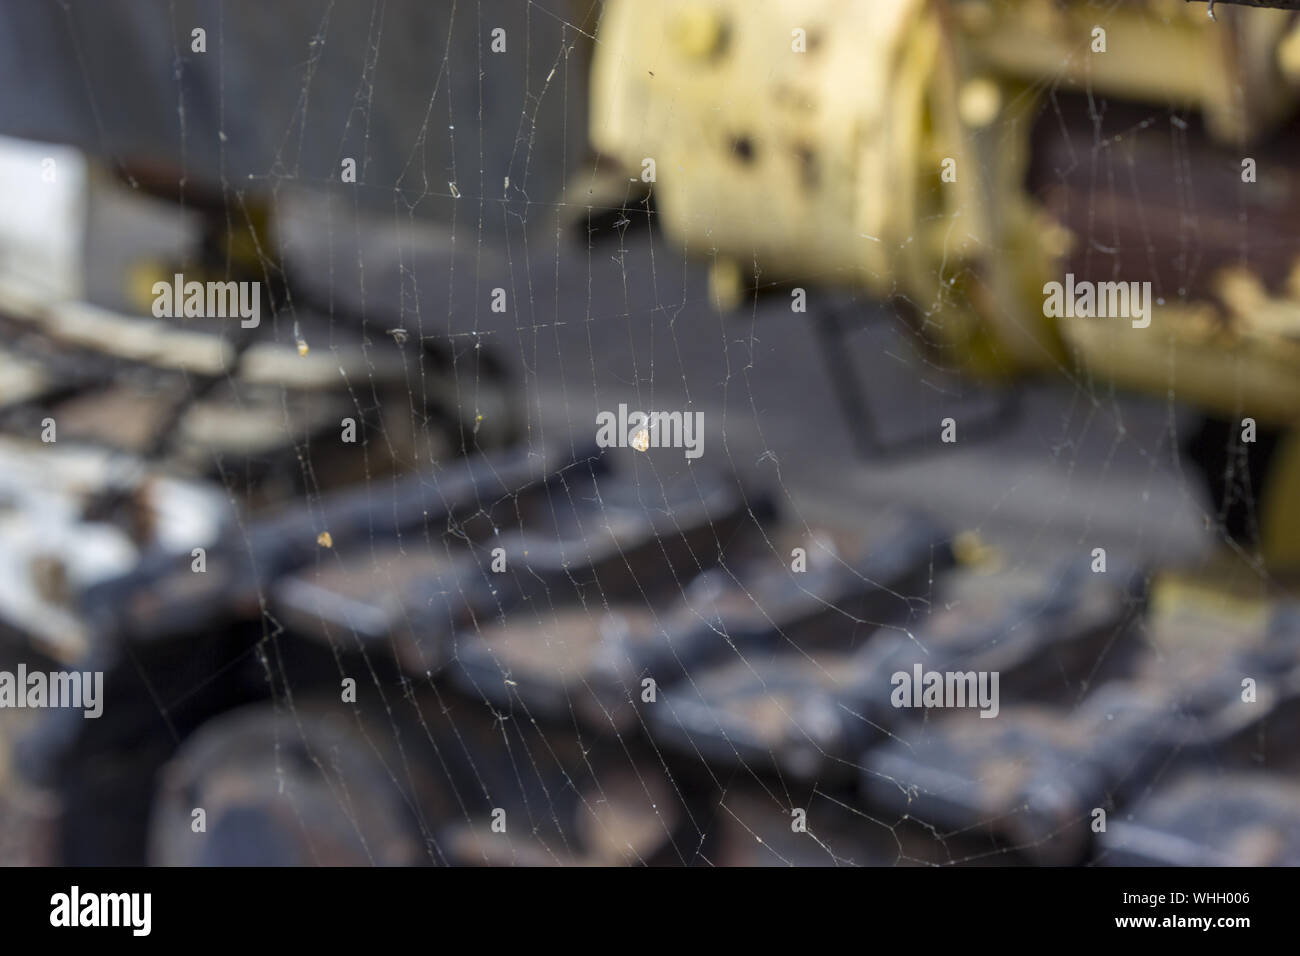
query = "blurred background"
xmin=1 ymin=0 xmax=1299 ymax=866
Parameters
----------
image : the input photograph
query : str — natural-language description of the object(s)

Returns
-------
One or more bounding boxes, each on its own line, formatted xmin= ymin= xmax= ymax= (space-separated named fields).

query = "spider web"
xmin=6 ymin=0 xmax=1299 ymax=867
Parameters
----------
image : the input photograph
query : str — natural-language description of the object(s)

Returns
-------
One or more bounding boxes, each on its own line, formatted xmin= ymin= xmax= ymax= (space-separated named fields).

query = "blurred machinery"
xmin=2 ymin=0 xmax=1300 ymax=869
xmin=589 ymin=0 xmax=1300 ymax=566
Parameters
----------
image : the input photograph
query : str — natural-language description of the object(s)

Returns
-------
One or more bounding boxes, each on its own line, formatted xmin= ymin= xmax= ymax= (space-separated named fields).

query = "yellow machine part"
xmin=590 ymin=0 xmax=1067 ymax=375
xmin=1061 ymin=269 xmax=1300 ymax=427
xmin=589 ymin=0 xmax=1300 ymax=566
xmin=589 ymin=0 xmax=1300 ymax=386
xmin=957 ymin=0 xmax=1297 ymax=143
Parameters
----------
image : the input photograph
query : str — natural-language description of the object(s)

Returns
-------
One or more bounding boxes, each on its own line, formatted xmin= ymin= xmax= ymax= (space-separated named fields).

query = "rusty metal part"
xmin=856 ymin=587 xmax=1300 ymax=864
xmin=860 ymin=653 xmax=1299 ymax=864
xmin=450 ymin=511 xmax=946 ymax=735
xmin=651 ymin=648 xmax=880 ymax=781
xmin=13 ymin=432 xmax=1300 ymax=866
xmin=79 ymin=441 xmax=591 ymax=643
xmin=858 ymin=554 xmax=1141 ymax=701
xmin=490 ymin=466 xmax=749 ymax=603
xmin=650 ymin=550 xmax=1134 ymax=782
xmin=272 ymin=543 xmax=495 ymax=677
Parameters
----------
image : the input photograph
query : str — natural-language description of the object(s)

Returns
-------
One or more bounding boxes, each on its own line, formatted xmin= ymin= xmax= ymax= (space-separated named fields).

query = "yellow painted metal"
xmin=589 ymin=0 xmax=1300 ymax=563
xmin=590 ymin=0 xmax=1300 ymax=381
xmin=1261 ymin=429 xmax=1300 ymax=568
xmin=960 ymin=0 xmax=1295 ymax=144
xmin=1058 ymin=271 xmax=1300 ymax=427
xmin=590 ymin=0 xmax=1068 ymax=375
